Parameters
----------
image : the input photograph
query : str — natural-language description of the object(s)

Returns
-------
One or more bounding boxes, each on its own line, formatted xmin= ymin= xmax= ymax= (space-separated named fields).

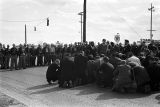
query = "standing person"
xmin=36 ymin=45 xmax=43 ymax=66
xmin=30 ymin=45 xmax=36 ymax=67
xmin=98 ymin=39 xmax=108 ymax=55
xmin=1 ymin=44 xmax=6 ymax=69
xmin=123 ymin=40 xmax=131 ymax=55
xmin=4 ymin=45 xmax=10 ymax=69
xmin=25 ymin=44 xmax=31 ymax=67
xmin=0 ymin=43 xmax=4 ymax=69
xmin=18 ymin=44 xmax=26 ymax=69
xmin=50 ymin=44 xmax=56 ymax=64
xmin=131 ymin=42 xmax=139 ymax=56
xmin=10 ymin=44 xmax=18 ymax=70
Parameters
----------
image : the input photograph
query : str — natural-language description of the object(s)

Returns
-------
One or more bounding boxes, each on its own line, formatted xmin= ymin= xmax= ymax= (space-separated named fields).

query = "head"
xmin=55 ymin=59 xmax=60 ymax=65
xmin=120 ymin=60 xmax=126 ymax=65
xmin=12 ymin=44 xmax=15 ymax=48
xmin=103 ymin=57 xmax=109 ymax=63
xmin=127 ymin=52 xmax=133 ymax=58
xmin=125 ymin=40 xmax=129 ymax=45
xmin=7 ymin=45 xmax=9 ymax=48
xmin=102 ymin=39 xmax=106 ymax=44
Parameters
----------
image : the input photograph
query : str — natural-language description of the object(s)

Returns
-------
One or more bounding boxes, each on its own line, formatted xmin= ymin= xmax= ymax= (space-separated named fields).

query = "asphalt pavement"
xmin=0 ymin=67 xmax=160 ymax=107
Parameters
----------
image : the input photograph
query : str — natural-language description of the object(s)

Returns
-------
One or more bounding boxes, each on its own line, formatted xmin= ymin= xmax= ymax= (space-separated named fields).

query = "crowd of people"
xmin=0 ymin=39 xmax=160 ymax=93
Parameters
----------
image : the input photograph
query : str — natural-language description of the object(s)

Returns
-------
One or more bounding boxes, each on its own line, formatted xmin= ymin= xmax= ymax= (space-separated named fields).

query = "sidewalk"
xmin=0 ymin=92 xmax=27 ymax=107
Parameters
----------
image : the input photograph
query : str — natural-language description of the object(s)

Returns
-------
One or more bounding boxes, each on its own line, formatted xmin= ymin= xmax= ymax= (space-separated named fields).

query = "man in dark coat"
xmin=133 ymin=66 xmax=151 ymax=93
xmin=10 ymin=44 xmax=18 ymax=70
xmin=46 ymin=59 xmax=60 ymax=84
xmin=123 ymin=40 xmax=131 ymax=55
xmin=74 ymin=51 xmax=88 ymax=85
xmin=18 ymin=44 xmax=26 ymax=69
xmin=30 ymin=45 xmax=36 ymax=67
xmin=97 ymin=57 xmax=114 ymax=87
xmin=36 ymin=45 xmax=43 ymax=66
xmin=59 ymin=53 xmax=75 ymax=88
xmin=4 ymin=45 xmax=10 ymax=69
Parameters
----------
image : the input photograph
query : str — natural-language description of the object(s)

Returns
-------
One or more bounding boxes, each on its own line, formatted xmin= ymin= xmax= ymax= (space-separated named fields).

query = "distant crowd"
xmin=0 ymin=39 xmax=160 ymax=93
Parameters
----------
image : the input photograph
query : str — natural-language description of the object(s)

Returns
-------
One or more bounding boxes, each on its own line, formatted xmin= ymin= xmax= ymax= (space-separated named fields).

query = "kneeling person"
xmin=46 ymin=59 xmax=60 ymax=84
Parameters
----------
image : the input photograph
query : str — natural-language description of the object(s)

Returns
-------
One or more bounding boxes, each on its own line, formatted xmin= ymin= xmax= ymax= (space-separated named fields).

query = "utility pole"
xmin=25 ymin=24 xmax=27 ymax=45
xmin=148 ymin=3 xmax=156 ymax=41
xmin=78 ymin=12 xmax=83 ymax=43
xmin=83 ymin=0 xmax=87 ymax=43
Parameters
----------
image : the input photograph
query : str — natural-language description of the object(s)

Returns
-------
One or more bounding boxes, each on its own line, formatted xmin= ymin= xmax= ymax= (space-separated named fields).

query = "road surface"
xmin=0 ymin=67 xmax=160 ymax=107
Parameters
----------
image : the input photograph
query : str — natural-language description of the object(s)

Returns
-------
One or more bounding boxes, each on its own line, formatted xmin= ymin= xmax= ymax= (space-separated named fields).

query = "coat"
xmin=98 ymin=62 xmax=114 ymax=86
xmin=60 ymin=57 xmax=75 ymax=81
xmin=46 ymin=63 xmax=60 ymax=82
xmin=113 ymin=64 xmax=132 ymax=87
xmin=133 ymin=66 xmax=150 ymax=86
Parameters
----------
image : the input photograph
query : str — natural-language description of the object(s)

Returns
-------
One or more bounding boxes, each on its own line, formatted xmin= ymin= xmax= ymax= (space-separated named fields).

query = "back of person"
xmin=98 ymin=61 xmax=114 ymax=87
xmin=127 ymin=56 xmax=141 ymax=66
xmin=46 ymin=59 xmax=60 ymax=84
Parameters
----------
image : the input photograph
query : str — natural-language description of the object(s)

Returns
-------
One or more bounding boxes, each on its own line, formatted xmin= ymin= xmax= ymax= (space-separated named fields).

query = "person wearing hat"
xmin=123 ymin=39 xmax=131 ymax=55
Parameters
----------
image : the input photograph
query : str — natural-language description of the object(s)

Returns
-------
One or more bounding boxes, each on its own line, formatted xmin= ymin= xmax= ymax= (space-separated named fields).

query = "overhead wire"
xmin=104 ymin=2 xmax=142 ymax=39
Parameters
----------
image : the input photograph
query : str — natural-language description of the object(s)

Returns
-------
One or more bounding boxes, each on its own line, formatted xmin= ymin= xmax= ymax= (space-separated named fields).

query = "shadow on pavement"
xmin=70 ymin=84 xmax=150 ymax=100
xmin=27 ymin=83 xmax=58 ymax=90
xmin=96 ymin=91 xmax=149 ymax=100
xmin=30 ymin=86 xmax=64 ymax=95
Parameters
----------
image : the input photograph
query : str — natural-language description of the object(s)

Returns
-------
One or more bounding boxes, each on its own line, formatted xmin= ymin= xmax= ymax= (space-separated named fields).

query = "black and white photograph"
xmin=0 ymin=0 xmax=160 ymax=107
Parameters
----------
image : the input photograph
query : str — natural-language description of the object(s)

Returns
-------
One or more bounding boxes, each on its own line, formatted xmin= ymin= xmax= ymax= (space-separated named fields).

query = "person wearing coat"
xmin=59 ymin=53 xmax=75 ymax=88
xmin=74 ymin=51 xmax=88 ymax=85
xmin=132 ymin=65 xmax=151 ymax=93
xmin=46 ymin=59 xmax=60 ymax=84
xmin=109 ymin=52 xmax=122 ymax=69
xmin=112 ymin=60 xmax=132 ymax=92
xmin=127 ymin=52 xmax=141 ymax=66
xmin=97 ymin=57 xmax=114 ymax=87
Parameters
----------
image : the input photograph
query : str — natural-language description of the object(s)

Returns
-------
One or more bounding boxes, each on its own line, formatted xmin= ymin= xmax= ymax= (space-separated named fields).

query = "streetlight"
xmin=78 ymin=12 xmax=83 ymax=43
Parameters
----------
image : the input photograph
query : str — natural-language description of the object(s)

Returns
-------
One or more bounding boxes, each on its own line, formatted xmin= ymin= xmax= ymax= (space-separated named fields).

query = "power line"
xmin=0 ymin=17 xmax=48 ymax=23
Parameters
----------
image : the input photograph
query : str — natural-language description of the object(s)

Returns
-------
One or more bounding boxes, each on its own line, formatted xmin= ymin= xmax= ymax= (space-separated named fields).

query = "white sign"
xmin=114 ymin=33 xmax=120 ymax=43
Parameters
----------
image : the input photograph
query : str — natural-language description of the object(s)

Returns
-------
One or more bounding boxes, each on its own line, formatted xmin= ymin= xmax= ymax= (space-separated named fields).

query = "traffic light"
xmin=47 ymin=18 xmax=49 ymax=26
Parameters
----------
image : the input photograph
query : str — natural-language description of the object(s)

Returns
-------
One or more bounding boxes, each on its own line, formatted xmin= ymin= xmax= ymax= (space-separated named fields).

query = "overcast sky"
xmin=0 ymin=0 xmax=160 ymax=45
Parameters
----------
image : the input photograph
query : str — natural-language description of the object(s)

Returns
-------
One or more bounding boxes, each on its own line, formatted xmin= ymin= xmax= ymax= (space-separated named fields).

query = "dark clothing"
xmin=10 ymin=47 xmax=18 ymax=70
xmin=59 ymin=57 xmax=75 ymax=86
xmin=98 ymin=62 xmax=114 ymax=87
xmin=123 ymin=44 xmax=131 ymax=55
xmin=133 ymin=66 xmax=150 ymax=87
xmin=36 ymin=47 xmax=43 ymax=66
xmin=74 ymin=54 xmax=88 ymax=84
xmin=10 ymin=47 xmax=17 ymax=56
xmin=46 ymin=63 xmax=60 ymax=83
xmin=109 ymin=57 xmax=122 ymax=69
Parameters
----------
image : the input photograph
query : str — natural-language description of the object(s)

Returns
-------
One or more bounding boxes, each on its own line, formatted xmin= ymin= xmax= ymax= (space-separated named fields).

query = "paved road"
xmin=0 ymin=67 xmax=160 ymax=107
